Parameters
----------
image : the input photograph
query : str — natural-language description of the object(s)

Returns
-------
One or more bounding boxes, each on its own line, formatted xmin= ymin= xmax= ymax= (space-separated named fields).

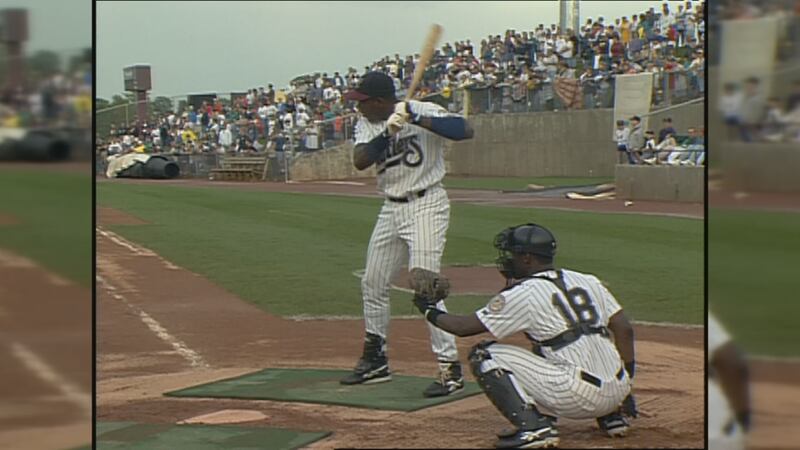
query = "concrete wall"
xmin=289 ymin=101 xmax=704 ymax=181
xmin=447 ymin=109 xmax=616 ymax=177
xmin=446 ymin=101 xmax=703 ymax=177
xmin=720 ymin=144 xmax=800 ymax=192
xmin=289 ymin=142 xmax=376 ymax=181
xmin=643 ymin=101 xmax=704 ymax=136
xmin=615 ymin=165 xmax=704 ymax=202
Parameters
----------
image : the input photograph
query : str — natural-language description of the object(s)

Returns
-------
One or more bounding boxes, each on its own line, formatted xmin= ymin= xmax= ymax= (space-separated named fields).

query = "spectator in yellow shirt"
xmin=181 ymin=126 xmax=197 ymax=143
xmin=620 ymin=17 xmax=631 ymax=45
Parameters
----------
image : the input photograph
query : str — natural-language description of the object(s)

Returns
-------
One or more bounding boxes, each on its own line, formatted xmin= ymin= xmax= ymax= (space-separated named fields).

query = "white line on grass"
xmin=9 ymin=341 xmax=91 ymax=417
xmin=286 ymin=313 xmax=703 ymax=330
xmin=749 ymin=355 xmax=800 ymax=364
xmin=96 ymin=275 xmax=209 ymax=369
xmin=96 ymin=227 xmax=179 ymax=270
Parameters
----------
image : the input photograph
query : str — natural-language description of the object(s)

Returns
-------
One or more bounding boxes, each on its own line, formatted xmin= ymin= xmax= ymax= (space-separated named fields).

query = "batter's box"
xmin=164 ymin=368 xmax=482 ymax=411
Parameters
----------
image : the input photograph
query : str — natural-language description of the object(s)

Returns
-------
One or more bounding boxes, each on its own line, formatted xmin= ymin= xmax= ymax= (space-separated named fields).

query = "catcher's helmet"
xmin=493 ymin=223 xmax=557 ymax=279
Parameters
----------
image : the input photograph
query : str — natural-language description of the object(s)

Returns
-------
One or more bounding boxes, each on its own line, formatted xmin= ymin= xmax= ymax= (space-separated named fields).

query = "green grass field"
xmin=709 ymin=208 xmax=800 ymax=357
xmin=443 ymin=176 xmax=614 ymax=191
xmin=97 ymin=182 xmax=702 ymax=325
xmin=0 ymin=169 xmax=92 ymax=287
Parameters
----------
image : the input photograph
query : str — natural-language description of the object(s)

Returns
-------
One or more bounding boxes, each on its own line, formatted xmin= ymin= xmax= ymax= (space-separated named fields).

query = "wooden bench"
xmin=209 ymin=156 xmax=269 ymax=181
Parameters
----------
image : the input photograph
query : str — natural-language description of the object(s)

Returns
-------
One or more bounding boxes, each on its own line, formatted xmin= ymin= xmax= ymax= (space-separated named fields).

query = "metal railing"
xmin=431 ymin=69 xmax=704 ymax=116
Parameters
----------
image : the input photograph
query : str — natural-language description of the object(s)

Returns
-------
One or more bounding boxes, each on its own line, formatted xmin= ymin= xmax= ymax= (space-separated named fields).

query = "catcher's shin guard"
xmin=468 ymin=341 xmax=551 ymax=432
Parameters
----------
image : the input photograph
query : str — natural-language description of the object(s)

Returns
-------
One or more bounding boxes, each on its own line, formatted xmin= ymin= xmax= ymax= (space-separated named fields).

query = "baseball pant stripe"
xmin=362 ymin=204 xmax=407 ymax=339
xmin=486 ymin=344 xmax=628 ymax=419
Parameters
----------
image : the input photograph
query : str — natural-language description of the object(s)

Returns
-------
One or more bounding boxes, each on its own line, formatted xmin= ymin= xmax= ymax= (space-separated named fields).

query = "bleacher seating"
xmin=209 ymin=156 xmax=269 ymax=181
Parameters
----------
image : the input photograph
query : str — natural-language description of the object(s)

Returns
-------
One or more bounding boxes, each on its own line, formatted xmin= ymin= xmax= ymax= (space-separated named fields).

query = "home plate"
xmin=177 ymin=409 xmax=268 ymax=425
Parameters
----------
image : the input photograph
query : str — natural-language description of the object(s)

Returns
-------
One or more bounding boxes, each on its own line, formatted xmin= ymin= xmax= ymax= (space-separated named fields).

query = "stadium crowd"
xmin=712 ymin=0 xmax=800 ymax=143
xmin=99 ymin=1 xmax=705 ymax=157
xmin=615 ymin=116 xmax=705 ymax=166
xmin=1 ymin=63 xmax=92 ymax=130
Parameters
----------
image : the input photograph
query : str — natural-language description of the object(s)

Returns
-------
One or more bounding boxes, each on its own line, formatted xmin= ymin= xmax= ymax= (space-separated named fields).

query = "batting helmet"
xmin=493 ymin=223 xmax=557 ymax=280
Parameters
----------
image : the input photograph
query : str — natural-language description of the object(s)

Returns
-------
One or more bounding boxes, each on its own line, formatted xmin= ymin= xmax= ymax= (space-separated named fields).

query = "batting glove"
xmin=386 ymin=112 xmax=406 ymax=136
xmin=393 ymin=101 xmax=410 ymax=121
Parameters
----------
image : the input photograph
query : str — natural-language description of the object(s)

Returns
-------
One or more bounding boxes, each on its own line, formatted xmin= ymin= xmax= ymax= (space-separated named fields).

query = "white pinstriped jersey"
xmin=477 ymin=269 xmax=625 ymax=379
xmin=353 ymin=100 xmax=453 ymax=198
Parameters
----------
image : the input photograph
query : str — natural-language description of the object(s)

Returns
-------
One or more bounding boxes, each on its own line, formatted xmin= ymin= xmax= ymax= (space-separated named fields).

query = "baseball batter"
xmin=411 ymin=223 xmax=637 ymax=448
xmin=708 ymin=312 xmax=750 ymax=450
xmin=339 ymin=71 xmax=474 ymax=397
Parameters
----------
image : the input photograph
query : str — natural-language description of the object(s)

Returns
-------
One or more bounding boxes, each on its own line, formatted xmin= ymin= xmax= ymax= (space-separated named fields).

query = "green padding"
xmin=165 ymin=368 xmax=482 ymax=411
xmin=96 ymin=421 xmax=331 ymax=450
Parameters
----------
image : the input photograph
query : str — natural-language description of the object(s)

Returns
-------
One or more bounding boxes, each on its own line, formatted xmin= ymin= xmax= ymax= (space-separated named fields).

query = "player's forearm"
xmin=714 ymin=343 xmax=751 ymax=429
xmin=431 ymin=313 xmax=481 ymax=337
xmin=414 ymin=116 xmax=474 ymax=141
xmin=608 ymin=312 xmax=635 ymax=370
xmin=423 ymin=309 xmax=486 ymax=337
xmin=353 ymin=131 xmax=391 ymax=170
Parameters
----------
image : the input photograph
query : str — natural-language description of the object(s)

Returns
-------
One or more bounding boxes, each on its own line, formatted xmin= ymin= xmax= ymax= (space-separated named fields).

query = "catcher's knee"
xmin=468 ymin=340 xmax=497 ymax=377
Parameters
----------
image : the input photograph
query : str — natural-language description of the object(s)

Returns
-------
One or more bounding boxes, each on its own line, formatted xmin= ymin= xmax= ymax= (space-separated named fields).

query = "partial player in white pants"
xmin=361 ymin=186 xmax=458 ymax=360
xmin=476 ymin=343 xmax=630 ymax=420
xmin=708 ymin=313 xmax=750 ymax=450
xmin=339 ymin=71 xmax=474 ymax=397
xmin=411 ymin=223 xmax=638 ymax=448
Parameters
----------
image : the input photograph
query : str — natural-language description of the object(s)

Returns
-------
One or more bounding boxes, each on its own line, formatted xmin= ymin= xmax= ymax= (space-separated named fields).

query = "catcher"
xmin=411 ymin=223 xmax=637 ymax=449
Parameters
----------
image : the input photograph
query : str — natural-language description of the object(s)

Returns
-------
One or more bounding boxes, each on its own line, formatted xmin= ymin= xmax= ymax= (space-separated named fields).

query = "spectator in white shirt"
xmin=718 ymin=82 xmax=743 ymax=140
xmin=323 ymin=84 xmax=336 ymax=103
xmin=614 ymin=119 xmax=631 ymax=164
xmin=281 ymin=111 xmax=294 ymax=131
xmin=295 ymin=109 xmax=311 ymax=129
xmin=219 ymin=123 xmax=233 ymax=152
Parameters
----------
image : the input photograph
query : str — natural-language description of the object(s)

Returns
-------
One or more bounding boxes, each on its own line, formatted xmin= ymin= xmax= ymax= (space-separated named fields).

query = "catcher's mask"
xmin=493 ymin=223 xmax=557 ymax=280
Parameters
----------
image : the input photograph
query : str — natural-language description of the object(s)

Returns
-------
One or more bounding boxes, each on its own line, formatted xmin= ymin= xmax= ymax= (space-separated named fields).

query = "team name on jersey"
xmin=378 ymin=135 xmax=423 ymax=174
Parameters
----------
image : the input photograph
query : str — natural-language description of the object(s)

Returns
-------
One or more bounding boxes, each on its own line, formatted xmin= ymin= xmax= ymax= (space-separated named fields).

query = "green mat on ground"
xmin=96 ymin=421 xmax=330 ymax=450
xmin=164 ymin=368 xmax=482 ymax=412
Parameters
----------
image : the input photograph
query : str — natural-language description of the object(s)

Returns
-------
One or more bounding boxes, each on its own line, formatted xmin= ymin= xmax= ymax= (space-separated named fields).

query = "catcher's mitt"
xmin=409 ymin=268 xmax=450 ymax=301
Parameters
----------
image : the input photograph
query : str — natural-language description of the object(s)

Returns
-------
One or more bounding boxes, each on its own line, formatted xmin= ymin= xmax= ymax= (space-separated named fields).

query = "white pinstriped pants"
xmin=708 ymin=378 xmax=746 ymax=450
xmin=361 ymin=186 xmax=458 ymax=362
xmin=479 ymin=344 xmax=630 ymax=419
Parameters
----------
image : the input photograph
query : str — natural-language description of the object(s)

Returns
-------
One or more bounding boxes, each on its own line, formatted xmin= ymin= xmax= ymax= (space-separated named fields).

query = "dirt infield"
xmin=97 ymin=195 xmax=704 ymax=449
xmin=97 ymin=177 xmax=705 ymax=219
xmin=0 ymin=249 xmax=91 ymax=450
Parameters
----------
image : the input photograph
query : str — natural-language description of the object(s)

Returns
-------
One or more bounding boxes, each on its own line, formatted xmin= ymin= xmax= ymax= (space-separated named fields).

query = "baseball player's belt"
xmin=387 ymin=189 xmax=427 ymax=203
xmin=538 ymin=323 xmax=611 ymax=351
xmin=579 ymin=367 xmax=626 ymax=388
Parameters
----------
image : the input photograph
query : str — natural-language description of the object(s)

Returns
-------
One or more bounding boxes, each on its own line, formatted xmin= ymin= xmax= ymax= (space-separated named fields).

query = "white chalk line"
xmin=0 ymin=249 xmax=75 ymax=286
xmin=749 ymin=355 xmax=800 ymax=364
xmin=96 ymin=227 xmax=179 ymax=269
xmin=286 ymin=313 xmax=703 ymax=330
xmin=9 ymin=341 xmax=91 ymax=417
xmin=96 ymin=275 xmax=209 ymax=369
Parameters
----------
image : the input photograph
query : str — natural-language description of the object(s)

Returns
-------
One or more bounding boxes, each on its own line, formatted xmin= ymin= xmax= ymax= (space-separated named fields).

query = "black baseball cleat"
xmin=423 ymin=361 xmax=465 ymax=397
xmin=340 ymin=357 xmax=391 ymax=385
xmin=597 ymin=411 xmax=630 ymax=437
xmin=494 ymin=426 xmax=560 ymax=449
xmin=496 ymin=416 xmax=559 ymax=440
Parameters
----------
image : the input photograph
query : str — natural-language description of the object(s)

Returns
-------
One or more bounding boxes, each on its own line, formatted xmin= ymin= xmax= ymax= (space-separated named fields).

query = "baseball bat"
xmin=404 ymin=23 xmax=443 ymax=101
